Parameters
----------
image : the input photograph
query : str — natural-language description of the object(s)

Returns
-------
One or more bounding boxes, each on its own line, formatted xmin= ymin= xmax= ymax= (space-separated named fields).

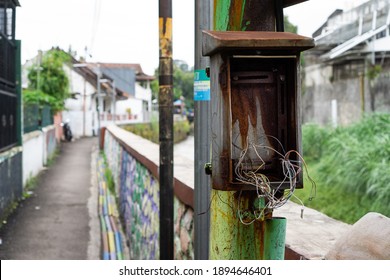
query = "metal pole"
xmin=15 ymin=40 xmax=22 ymax=146
xmin=264 ymin=217 xmax=287 ymax=260
xmin=194 ymin=0 xmax=211 ymax=260
xmin=36 ymin=50 xmax=42 ymax=91
xmin=159 ymin=0 xmax=174 ymax=260
xmin=97 ymin=64 xmax=102 ymax=141
xmin=112 ymin=80 xmax=116 ymax=123
xmin=275 ymin=0 xmax=285 ymax=32
xmin=83 ymin=78 xmax=86 ymax=136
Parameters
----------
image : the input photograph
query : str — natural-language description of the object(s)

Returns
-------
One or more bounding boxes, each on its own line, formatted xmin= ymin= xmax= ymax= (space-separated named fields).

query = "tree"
xmin=173 ymin=60 xmax=194 ymax=109
xmin=284 ymin=15 xmax=298 ymax=33
xmin=26 ymin=48 xmax=71 ymax=112
xmin=151 ymin=60 xmax=195 ymax=109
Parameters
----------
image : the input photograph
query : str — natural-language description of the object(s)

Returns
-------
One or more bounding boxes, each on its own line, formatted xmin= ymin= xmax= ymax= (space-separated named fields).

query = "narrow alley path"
xmin=0 ymin=137 xmax=100 ymax=260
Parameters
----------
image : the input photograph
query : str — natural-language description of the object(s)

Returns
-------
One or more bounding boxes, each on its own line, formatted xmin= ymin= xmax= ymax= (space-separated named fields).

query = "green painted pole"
xmin=15 ymin=40 xmax=22 ymax=146
xmin=264 ymin=217 xmax=287 ymax=260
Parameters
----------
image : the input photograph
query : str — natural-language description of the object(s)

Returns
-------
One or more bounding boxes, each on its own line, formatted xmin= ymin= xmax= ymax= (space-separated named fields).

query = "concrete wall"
xmin=62 ymin=110 xmax=97 ymax=138
xmin=303 ymin=61 xmax=390 ymax=127
xmin=0 ymin=147 xmax=23 ymax=218
xmin=23 ymin=125 xmax=58 ymax=186
xmin=302 ymin=77 xmax=364 ymax=126
xmin=103 ymin=125 xmax=194 ymax=260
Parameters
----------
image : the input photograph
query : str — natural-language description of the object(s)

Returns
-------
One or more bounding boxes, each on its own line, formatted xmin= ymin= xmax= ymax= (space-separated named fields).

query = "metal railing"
xmin=23 ymin=104 xmax=39 ymax=133
xmin=41 ymin=105 xmax=53 ymax=127
xmin=23 ymin=104 xmax=54 ymax=134
xmin=23 ymin=104 xmax=54 ymax=133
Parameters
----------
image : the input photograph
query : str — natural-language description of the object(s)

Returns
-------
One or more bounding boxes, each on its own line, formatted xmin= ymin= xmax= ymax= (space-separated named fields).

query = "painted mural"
xmin=104 ymin=129 xmax=194 ymax=260
xmin=104 ymin=131 xmax=159 ymax=259
xmin=120 ymin=151 xmax=160 ymax=259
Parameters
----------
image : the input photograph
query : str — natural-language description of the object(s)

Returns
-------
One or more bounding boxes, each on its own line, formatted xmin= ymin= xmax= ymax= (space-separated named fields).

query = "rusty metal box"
xmin=202 ymin=31 xmax=314 ymax=191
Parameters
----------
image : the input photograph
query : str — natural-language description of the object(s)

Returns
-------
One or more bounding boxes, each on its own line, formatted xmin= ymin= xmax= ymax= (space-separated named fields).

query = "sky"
xmin=16 ymin=0 xmax=368 ymax=75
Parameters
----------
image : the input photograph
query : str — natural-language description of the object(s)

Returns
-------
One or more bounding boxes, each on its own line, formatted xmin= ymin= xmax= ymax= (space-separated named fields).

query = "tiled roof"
xmin=89 ymin=63 xmax=155 ymax=81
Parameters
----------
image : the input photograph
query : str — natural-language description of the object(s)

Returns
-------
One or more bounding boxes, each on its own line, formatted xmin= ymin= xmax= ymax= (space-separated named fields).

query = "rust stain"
xmin=254 ymin=220 xmax=266 ymax=259
xmin=159 ymin=17 xmax=172 ymax=58
xmin=228 ymin=0 xmax=245 ymax=31
xmin=231 ymin=83 xmax=257 ymax=147
xmin=231 ymin=80 xmax=276 ymax=148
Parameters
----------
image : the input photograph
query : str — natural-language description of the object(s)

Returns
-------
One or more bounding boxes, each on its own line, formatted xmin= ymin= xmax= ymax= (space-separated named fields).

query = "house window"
xmin=0 ymin=0 xmax=16 ymax=39
xmin=6 ymin=7 xmax=13 ymax=39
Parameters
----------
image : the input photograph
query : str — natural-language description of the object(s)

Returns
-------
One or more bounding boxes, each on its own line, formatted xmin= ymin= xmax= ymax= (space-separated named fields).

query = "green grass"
xmin=293 ymin=162 xmax=387 ymax=224
xmin=45 ymin=148 xmax=60 ymax=167
xmin=104 ymin=165 xmax=116 ymax=195
xmin=121 ymin=119 xmax=191 ymax=144
xmin=100 ymin=153 xmax=116 ymax=195
xmin=297 ymin=113 xmax=390 ymax=224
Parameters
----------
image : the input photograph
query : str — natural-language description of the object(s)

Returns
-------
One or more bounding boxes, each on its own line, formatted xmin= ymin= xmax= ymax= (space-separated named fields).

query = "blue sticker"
xmin=194 ymin=69 xmax=210 ymax=101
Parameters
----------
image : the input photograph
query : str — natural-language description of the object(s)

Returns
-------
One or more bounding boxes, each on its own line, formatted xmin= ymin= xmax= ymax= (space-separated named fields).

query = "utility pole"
xmin=36 ymin=50 xmax=42 ymax=91
xmin=159 ymin=0 xmax=174 ymax=260
xmin=194 ymin=0 xmax=211 ymax=260
xmin=112 ymin=80 xmax=116 ymax=123
xmin=96 ymin=64 xmax=102 ymax=140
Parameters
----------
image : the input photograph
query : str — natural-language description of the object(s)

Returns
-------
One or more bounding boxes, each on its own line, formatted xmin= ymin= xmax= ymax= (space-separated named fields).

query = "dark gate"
xmin=0 ymin=0 xmax=17 ymax=152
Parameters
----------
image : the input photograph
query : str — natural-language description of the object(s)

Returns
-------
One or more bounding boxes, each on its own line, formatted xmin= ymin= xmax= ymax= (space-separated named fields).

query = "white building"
xmin=22 ymin=51 xmax=154 ymax=138
xmin=303 ymin=0 xmax=390 ymax=125
xmin=91 ymin=63 xmax=154 ymax=125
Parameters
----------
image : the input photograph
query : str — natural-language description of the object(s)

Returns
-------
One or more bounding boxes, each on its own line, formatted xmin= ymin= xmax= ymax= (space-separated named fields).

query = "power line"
xmin=89 ymin=0 xmax=102 ymax=57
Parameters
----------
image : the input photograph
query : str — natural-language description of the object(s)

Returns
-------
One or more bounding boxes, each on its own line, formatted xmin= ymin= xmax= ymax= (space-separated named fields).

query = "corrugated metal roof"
xmin=313 ymin=0 xmax=390 ymax=60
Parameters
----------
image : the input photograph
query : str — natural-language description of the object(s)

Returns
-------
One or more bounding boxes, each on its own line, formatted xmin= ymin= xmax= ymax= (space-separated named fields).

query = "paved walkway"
xmin=0 ymin=137 xmax=100 ymax=260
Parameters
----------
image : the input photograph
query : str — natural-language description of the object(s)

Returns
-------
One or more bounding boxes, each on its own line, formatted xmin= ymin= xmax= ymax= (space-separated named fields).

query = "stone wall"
xmin=302 ymin=63 xmax=390 ymax=127
xmin=103 ymin=125 xmax=194 ymax=260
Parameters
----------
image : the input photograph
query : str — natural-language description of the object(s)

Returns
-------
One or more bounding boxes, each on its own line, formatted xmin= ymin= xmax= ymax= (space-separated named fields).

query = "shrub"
xmin=301 ymin=113 xmax=390 ymax=220
xmin=121 ymin=119 xmax=190 ymax=144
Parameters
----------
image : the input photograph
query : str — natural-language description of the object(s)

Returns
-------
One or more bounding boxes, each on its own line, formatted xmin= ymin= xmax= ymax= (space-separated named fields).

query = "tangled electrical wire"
xmin=234 ymin=135 xmax=316 ymax=225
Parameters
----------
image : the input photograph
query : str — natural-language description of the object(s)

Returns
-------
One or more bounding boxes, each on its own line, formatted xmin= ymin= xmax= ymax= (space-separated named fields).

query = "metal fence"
xmin=41 ymin=105 xmax=53 ymax=127
xmin=23 ymin=104 xmax=53 ymax=134
xmin=23 ymin=104 xmax=39 ymax=133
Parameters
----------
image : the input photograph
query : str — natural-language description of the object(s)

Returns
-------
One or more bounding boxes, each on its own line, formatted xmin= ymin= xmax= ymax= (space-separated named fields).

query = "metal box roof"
xmin=202 ymin=31 xmax=315 ymax=56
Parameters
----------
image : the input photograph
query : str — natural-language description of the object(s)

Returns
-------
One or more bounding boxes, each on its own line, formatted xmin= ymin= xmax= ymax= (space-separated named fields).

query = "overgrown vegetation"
xmin=101 ymin=153 xmax=116 ymax=195
xmin=46 ymin=148 xmax=60 ymax=167
xmin=23 ymin=90 xmax=64 ymax=113
xmin=24 ymin=48 xmax=71 ymax=113
xmin=296 ymin=113 xmax=390 ymax=223
xmin=121 ymin=119 xmax=191 ymax=144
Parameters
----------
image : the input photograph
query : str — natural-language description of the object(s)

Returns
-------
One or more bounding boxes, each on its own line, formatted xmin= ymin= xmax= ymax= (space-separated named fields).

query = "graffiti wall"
xmin=103 ymin=126 xmax=194 ymax=260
